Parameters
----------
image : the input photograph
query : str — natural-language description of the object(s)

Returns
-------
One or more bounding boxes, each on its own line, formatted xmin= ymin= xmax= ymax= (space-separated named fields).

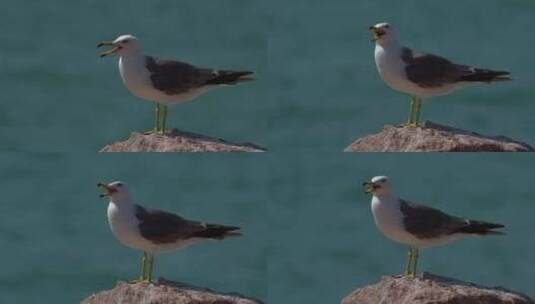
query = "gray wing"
xmin=135 ymin=205 xmax=241 ymax=244
xmin=135 ymin=205 xmax=207 ymax=243
xmin=145 ymin=56 xmax=217 ymax=95
xmin=399 ymin=199 xmax=467 ymax=239
xmin=145 ymin=56 xmax=253 ymax=95
xmin=401 ymin=47 xmax=473 ymax=88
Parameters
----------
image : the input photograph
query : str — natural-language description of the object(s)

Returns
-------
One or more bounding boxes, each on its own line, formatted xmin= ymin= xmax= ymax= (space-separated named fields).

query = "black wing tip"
xmin=207 ymin=70 xmax=255 ymax=85
xmin=223 ymin=225 xmax=242 ymax=234
xmin=493 ymin=223 xmax=506 ymax=229
xmin=474 ymin=220 xmax=505 ymax=228
xmin=218 ymin=70 xmax=253 ymax=76
xmin=494 ymin=76 xmax=512 ymax=82
xmin=461 ymin=69 xmax=512 ymax=83
xmin=198 ymin=224 xmax=242 ymax=239
xmin=475 ymin=228 xmax=506 ymax=236
xmin=491 ymin=71 xmax=512 ymax=81
xmin=239 ymin=71 xmax=255 ymax=81
xmin=231 ymin=71 xmax=255 ymax=81
xmin=220 ymin=225 xmax=242 ymax=238
xmin=224 ymin=230 xmax=243 ymax=237
xmin=461 ymin=220 xmax=505 ymax=235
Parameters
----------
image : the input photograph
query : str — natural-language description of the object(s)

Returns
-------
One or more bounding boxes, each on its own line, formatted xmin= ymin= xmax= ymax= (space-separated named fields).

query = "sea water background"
xmin=0 ymin=154 xmax=267 ymax=303
xmin=0 ymin=0 xmax=268 ymax=151
xmin=268 ymin=154 xmax=535 ymax=303
xmin=2 ymin=0 xmax=534 ymax=152
xmin=0 ymin=0 xmax=534 ymax=303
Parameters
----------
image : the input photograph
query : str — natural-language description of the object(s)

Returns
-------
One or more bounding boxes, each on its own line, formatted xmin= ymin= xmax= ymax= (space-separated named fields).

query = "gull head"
xmin=98 ymin=181 xmax=131 ymax=202
xmin=369 ymin=23 xmax=398 ymax=45
xmin=98 ymin=34 xmax=141 ymax=58
xmin=363 ymin=176 xmax=392 ymax=196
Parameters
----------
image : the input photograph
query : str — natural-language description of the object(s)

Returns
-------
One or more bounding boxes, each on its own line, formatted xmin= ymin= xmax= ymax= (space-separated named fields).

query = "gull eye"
xmin=384 ymin=25 xmax=390 ymax=29
xmin=117 ymin=183 xmax=122 ymax=187
xmin=122 ymin=40 xmax=129 ymax=44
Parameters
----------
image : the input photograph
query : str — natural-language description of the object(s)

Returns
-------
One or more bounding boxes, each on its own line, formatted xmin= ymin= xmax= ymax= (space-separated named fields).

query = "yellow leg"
xmin=408 ymin=97 xmax=416 ymax=125
xmin=146 ymin=253 xmax=155 ymax=282
xmin=161 ymin=105 xmax=168 ymax=134
xmin=413 ymin=97 xmax=422 ymax=126
xmin=407 ymin=96 xmax=422 ymax=127
xmin=404 ymin=247 xmax=414 ymax=277
xmin=404 ymin=247 xmax=419 ymax=278
xmin=129 ymin=252 xmax=149 ymax=283
xmin=412 ymin=247 xmax=419 ymax=277
xmin=154 ymin=103 xmax=161 ymax=133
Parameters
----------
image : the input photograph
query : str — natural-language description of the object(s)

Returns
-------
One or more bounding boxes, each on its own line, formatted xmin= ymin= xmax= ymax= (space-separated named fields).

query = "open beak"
xmin=363 ymin=181 xmax=377 ymax=193
xmin=368 ymin=26 xmax=384 ymax=42
xmin=97 ymin=41 xmax=120 ymax=58
xmin=97 ymin=182 xmax=115 ymax=197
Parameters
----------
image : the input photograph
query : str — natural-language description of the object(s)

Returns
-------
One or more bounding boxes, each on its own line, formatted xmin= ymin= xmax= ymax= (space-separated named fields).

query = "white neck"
xmin=372 ymin=192 xmax=396 ymax=201
xmin=376 ymin=36 xmax=402 ymax=50
xmin=119 ymin=48 xmax=144 ymax=59
xmin=109 ymin=195 xmax=134 ymax=208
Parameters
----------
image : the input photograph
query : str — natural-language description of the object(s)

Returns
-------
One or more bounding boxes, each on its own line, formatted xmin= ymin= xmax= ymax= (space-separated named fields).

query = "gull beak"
xmin=363 ymin=181 xmax=376 ymax=194
xmin=97 ymin=41 xmax=120 ymax=58
xmin=368 ymin=27 xmax=383 ymax=42
xmin=97 ymin=182 xmax=115 ymax=197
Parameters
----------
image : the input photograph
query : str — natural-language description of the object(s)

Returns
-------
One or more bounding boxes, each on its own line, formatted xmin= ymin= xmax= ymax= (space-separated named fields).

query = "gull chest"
xmin=371 ymin=197 xmax=415 ymax=245
xmin=374 ymin=46 xmax=418 ymax=95
xmin=107 ymin=203 xmax=150 ymax=251
xmin=118 ymin=56 xmax=159 ymax=101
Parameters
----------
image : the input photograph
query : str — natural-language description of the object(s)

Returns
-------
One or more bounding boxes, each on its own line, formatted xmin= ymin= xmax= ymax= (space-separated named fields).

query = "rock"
xmin=100 ymin=129 xmax=267 ymax=152
xmin=345 ymin=121 xmax=534 ymax=152
xmin=82 ymin=278 xmax=263 ymax=304
xmin=342 ymin=274 xmax=534 ymax=304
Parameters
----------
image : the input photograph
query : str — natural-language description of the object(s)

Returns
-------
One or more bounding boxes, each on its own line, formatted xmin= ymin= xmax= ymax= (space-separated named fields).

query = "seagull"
xmin=97 ymin=35 xmax=253 ymax=134
xmin=363 ymin=176 xmax=504 ymax=277
xmin=97 ymin=181 xmax=241 ymax=282
xmin=369 ymin=23 xmax=511 ymax=126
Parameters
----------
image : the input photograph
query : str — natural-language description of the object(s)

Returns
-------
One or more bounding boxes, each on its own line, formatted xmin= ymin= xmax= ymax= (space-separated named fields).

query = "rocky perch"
xmin=342 ymin=274 xmax=534 ymax=304
xmin=101 ymin=129 xmax=267 ymax=152
xmin=82 ymin=278 xmax=263 ymax=304
xmin=345 ymin=121 xmax=534 ymax=152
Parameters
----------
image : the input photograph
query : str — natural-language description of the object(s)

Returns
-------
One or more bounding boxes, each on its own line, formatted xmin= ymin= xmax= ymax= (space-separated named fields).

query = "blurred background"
xmin=269 ymin=154 xmax=535 ymax=303
xmin=268 ymin=0 xmax=535 ymax=151
xmin=2 ymin=0 xmax=533 ymax=152
xmin=0 ymin=0 xmax=268 ymax=151
xmin=1 ymin=1 xmax=535 ymax=304
xmin=0 ymin=154 xmax=267 ymax=303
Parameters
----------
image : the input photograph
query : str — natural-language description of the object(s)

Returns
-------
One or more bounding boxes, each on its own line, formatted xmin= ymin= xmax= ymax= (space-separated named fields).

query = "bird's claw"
xmin=404 ymin=272 xmax=415 ymax=279
xmin=129 ymin=277 xmax=152 ymax=284
xmin=144 ymin=128 xmax=165 ymax=135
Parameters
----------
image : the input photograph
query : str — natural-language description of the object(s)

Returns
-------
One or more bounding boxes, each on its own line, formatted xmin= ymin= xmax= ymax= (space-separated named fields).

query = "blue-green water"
xmin=1 ymin=0 xmax=268 ymax=151
xmin=3 ymin=0 xmax=533 ymax=152
xmin=2 ymin=154 xmax=534 ymax=303
xmin=1 ymin=1 xmax=535 ymax=304
xmin=268 ymin=0 xmax=535 ymax=152
xmin=0 ymin=154 xmax=267 ymax=303
xmin=268 ymin=154 xmax=535 ymax=303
